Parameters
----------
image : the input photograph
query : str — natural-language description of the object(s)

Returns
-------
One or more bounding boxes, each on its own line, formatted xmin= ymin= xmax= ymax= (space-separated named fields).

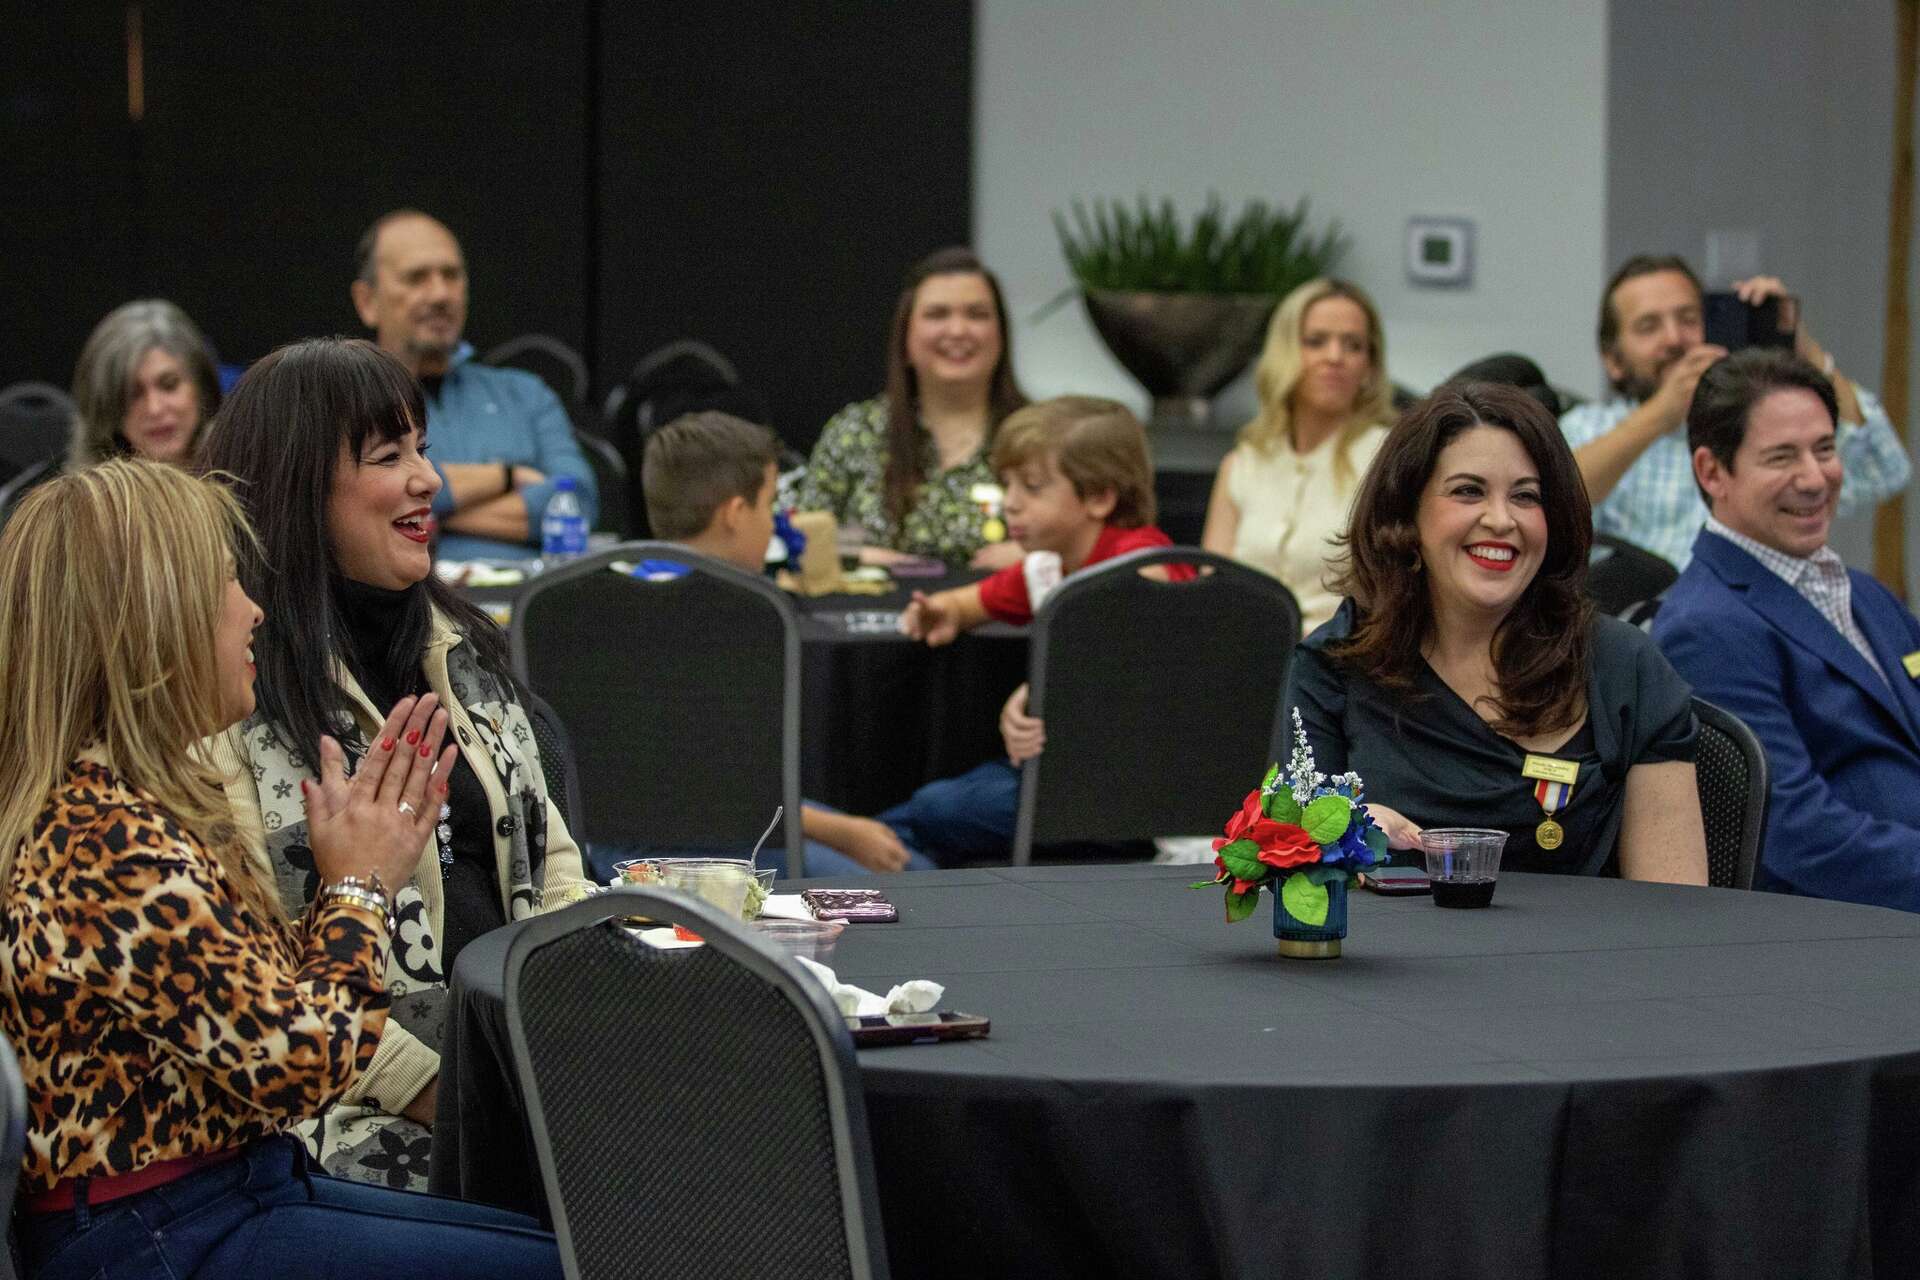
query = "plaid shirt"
xmin=1702 ymin=516 xmax=1889 ymax=685
xmin=1560 ymin=387 xmax=1910 ymax=570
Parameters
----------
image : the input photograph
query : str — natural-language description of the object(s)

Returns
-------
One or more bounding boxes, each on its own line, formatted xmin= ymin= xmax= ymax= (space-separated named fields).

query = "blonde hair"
xmin=1238 ymin=278 xmax=1392 ymax=485
xmin=990 ymin=395 xmax=1156 ymax=528
xmin=0 ymin=459 xmax=279 ymax=919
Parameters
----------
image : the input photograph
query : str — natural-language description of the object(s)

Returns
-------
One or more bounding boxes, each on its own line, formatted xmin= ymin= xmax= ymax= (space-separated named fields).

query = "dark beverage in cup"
xmin=1430 ymin=877 xmax=1497 ymax=908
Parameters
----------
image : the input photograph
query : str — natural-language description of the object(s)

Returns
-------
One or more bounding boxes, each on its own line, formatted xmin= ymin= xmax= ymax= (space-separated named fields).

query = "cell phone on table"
xmin=801 ymin=888 xmax=899 ymax=923
xmin=1359 ymin=867 xmax=1431 ymax=896
xmin=846 ymin=1011 xmax=990 ymax=1047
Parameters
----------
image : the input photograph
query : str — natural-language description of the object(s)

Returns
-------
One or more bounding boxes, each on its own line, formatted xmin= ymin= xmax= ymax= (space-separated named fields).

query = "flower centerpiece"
xmin=1194 ymin=709 xmax=1390 ymax=958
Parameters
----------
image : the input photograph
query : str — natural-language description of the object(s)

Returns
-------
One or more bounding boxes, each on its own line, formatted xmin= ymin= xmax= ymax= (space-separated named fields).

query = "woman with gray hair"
xmin=0 ymin=299 xmax=222 ymax=523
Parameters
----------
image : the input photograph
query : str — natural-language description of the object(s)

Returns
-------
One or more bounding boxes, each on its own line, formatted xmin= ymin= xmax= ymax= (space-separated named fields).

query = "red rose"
xmin=1221 ymin=790 xmax=1265 ymax=844
xmin=1212 ymin=854 xmax=1260 ymax=896
xmin=1255 ymin=822 xmax=1321 ymax=870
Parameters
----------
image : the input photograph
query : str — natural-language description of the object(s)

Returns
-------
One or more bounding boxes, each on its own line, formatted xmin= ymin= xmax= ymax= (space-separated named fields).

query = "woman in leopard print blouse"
xmin=0 ymin=461 xmax=560 ymax=1279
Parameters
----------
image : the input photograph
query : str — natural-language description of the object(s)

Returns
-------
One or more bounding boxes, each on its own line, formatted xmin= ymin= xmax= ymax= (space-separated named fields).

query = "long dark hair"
xmin=199 ymin=337 xmax=516 ymax=766
xmin=1330 ymin=381 xmax=1593 ymax=738
xmin=880 ymin=247 xmax=1027 ymax=527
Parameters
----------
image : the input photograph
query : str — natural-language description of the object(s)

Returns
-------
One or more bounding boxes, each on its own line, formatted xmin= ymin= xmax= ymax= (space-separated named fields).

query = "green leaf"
xmin=1280 ymin=872 xmax=1329 ymax=927
xmin=1264 ymin=789 xmax=1302 ymax=823
xmin=1302 ymin=794 xmax=1352 ymax=845
xmin=1305 ymin=865 xmax=1348 ymax=887
xmin=1189 ymin=875 xmax=1227 ymax=890
xmin=1217 ymin=838 xmax=1263 ymax=882
xmin=1364 ymin=823 xmax=1389 ymax=859
xmin=1224 ymin=885 xmax=1262 ymax=923
xmin=1261 ymin=762 xmax=1280 ymax=792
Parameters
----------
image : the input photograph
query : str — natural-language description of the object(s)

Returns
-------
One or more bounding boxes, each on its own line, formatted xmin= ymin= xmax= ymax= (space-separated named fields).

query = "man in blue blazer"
xmin=1654 ymin=348 xmax=1920 ymax=911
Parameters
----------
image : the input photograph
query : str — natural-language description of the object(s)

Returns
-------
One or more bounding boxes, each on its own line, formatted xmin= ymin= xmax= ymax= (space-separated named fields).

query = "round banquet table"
xmin=432 ymin=864 xmax=1920 ymax=1279
xmin=460 ymin=566 xmax=1026 ymax=814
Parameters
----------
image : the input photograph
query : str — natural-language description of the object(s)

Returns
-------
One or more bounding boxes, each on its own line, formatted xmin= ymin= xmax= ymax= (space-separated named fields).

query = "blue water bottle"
xmin=540 ymin=475 xmax=588 ymax=565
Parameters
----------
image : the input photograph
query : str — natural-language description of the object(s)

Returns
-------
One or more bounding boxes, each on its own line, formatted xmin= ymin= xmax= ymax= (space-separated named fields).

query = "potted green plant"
xmin=1052 ymin=193 xmax=1349 ymax=429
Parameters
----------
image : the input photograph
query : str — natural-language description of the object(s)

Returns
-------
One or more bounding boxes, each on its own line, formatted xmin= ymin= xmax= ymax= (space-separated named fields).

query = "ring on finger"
xmin=397 ymin=801 xmax=416 ymax=817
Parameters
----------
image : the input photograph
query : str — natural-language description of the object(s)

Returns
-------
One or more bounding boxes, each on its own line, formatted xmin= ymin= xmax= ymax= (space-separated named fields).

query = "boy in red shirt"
xmin=891 ymin=396 xmax=1192 ymax=864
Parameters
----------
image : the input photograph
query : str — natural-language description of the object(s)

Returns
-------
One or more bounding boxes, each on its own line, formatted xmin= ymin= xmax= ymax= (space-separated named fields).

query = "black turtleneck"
xmin=332 ymin=575 xmax=503 ymax=969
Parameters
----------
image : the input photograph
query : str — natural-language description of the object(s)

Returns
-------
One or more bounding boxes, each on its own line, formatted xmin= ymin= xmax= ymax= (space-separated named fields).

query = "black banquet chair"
xmin=504 ymin=889 xmax=889 ymax=1280
xmin=0 ymin=382 xmax=73 ymax=488
xmin=571 ymin=429 xmax=632 ymax=538
xmin=523 ymin=693 xmax=583 ymax=839
xmin=1586 ymin=533 xmax=1679 ymax=617
xmin=0 ymin=1030 xmax=27 ymax=1280
xmin=508 ymin=543 xmax=804 ymax=876
xmin=484 ymin=333 xmax=591 ymax=419
xmin=1692 ymin=697 xmax=1769 ymax=891
xmin=1012 ymin=547 xmax=1302 ymax=865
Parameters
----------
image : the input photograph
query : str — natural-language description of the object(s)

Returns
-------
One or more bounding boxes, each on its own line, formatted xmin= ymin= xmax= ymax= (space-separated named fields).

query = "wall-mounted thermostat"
xmin=1406 ymin=217 xmax=1475 ymax=287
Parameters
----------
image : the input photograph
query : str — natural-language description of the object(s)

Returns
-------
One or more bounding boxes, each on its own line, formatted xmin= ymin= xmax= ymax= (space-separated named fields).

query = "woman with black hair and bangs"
xmin=1287 ymin=381 xmax=1708 ymax=882
xmin=199 ymin=337 xmax=593 ymax=1192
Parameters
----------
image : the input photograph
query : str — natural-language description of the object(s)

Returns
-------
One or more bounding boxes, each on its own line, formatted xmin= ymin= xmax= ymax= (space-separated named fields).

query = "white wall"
xmin=974 ymin=0 xmax=1613 ymax=431
xmin=1607 ymin=0 xmax=1920 ymax=584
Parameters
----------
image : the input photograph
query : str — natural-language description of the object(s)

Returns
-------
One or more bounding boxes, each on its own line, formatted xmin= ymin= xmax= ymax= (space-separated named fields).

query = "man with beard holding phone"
xmin=352 ymin=209 xmax=596 ymax=560
xmin=1559 ymin=254 xmax=1907 ymax=571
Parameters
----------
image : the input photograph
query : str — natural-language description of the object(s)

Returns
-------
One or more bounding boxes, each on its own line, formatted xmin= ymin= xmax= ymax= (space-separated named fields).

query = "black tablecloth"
xmin=463 ymin=568 xmax=1027 ymax=814
xmin=432 ymin=866 xmax=1920 ymax=1279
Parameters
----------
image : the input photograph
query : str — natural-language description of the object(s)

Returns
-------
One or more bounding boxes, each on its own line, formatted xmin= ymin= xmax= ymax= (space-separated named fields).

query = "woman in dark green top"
xmin=1287 ymin=382 xmax=1708 ymax=880
xmin=796 ymin=247 xmax=1029 ymax=568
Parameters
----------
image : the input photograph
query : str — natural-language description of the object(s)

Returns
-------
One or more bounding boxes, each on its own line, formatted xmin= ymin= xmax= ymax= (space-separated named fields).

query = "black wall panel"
xmin=596 ymin=2 xmax=972 ymax=452
xmin=3 ymin=0 xmax=973 ymax=449
xmin=2 ymin=5 xmax=142 ymax=388
xmin=135 ymin=1 xmax=590 ymax=371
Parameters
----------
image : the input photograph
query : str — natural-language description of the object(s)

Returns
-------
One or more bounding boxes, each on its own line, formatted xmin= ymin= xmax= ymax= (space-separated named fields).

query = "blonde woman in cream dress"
xmin=1202 ymin=278 xmax=1395 ymax=634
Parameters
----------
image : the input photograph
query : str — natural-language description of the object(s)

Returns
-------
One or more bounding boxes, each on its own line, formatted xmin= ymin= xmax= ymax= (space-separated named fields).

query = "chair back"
xmin=1691 ymin=697 xmax=1769 ymax=890
xmin=509 ymin=543 xmax=804 ymax=875
xmin=524 ymin=693 xmax=584 ymax=839
xmin=0 ymin=1031 xmax=27 ymax=1280
xmin=0 ymin=383 xmax=73 ymax=487
xmin=1013 ymin=547 xmax=1301 ymax=863
xmin=484 ymin=334 xmax=591 ymax=417
xmin=503 ymin=890 xmax=889 ymax=1280
xmin=572 ymin=429 xmax=632 ymax=537
xmin=599 ymin=341 xmax=772 ymax=540
xmin=1587 ymin=533 xmax=1678 ymax=616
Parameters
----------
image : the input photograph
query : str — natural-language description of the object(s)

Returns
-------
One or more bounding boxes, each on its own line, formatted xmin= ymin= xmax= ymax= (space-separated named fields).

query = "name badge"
xmin=1903 ymin=651 xmax=1920 ymax=679
xmin=1521 ymin=754 xmax=1580 ymax=786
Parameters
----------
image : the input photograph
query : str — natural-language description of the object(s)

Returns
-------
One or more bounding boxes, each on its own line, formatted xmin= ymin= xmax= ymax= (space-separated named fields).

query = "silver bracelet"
xmin=320 ymin=876 xmax=397 ymax=933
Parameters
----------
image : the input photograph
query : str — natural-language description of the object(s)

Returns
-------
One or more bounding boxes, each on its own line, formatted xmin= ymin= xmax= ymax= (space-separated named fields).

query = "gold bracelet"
xmin=320 ymin=877 xmax=397 ymax=933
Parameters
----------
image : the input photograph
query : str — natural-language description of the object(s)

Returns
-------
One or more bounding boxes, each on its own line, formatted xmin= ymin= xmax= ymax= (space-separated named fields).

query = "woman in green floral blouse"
xmin=797 ymin=247 xmax=1029 ymax=568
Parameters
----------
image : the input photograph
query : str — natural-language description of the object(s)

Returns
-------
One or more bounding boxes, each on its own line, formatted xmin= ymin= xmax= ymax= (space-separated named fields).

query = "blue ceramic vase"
xmin=1272 ymin=875 xmax=1349 ymax=959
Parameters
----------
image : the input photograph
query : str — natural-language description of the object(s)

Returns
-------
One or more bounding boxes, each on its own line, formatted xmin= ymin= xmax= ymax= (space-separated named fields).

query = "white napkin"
xmin=793 ymin=956 xmax=944 ymax=1018
xmin=1023 ymin=550 xmax=1063 ymax=612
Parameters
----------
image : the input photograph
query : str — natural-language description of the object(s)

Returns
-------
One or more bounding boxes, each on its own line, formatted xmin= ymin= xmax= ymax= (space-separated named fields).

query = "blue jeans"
xmin=875 ymin=759 xmax=1020 ymax=868
xmin=19 ymin=1136 xmax=561 ymax=1280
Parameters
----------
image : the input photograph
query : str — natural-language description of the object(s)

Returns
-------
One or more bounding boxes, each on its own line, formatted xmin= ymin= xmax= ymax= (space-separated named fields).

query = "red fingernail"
xmin=381 ymin=737 xmax=395 ymax=751
xmin=419 ymin=742 xmax=432 ymax=757
xmin=405 ymin=729 xmax=420 ymax=745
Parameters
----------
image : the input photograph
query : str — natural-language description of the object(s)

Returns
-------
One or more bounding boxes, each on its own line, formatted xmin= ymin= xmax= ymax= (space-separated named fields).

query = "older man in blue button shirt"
xmin=351 ymin=210 xmax=596 ymax=560
xmin=1560 ymin=254 xmax=1907 ymax=571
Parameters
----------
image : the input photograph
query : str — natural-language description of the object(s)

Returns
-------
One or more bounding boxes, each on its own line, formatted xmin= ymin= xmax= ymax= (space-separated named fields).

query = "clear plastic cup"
xmin=657 ymin=861 xmax=753 ymax=919
xmin=1419 ymin=828 xmax=1509 ymax=908
xmin=751 ymin=917 xmax=846 ymax=964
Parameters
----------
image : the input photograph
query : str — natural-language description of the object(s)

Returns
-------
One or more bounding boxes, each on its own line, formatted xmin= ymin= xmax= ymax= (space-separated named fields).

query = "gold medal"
xmin=1522 ymin=755 xmax=1578 ymax=854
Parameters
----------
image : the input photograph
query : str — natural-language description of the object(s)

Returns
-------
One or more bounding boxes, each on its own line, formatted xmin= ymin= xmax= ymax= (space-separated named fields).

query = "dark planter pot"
xmin=1080 ymin=289 xmax=1279 ymax=429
